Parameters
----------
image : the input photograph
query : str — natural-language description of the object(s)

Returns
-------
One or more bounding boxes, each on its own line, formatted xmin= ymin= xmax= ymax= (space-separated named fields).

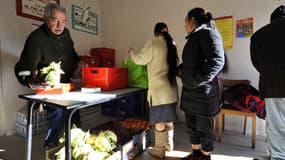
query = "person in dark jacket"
xmin=14 ymin=3 xmax=80 ymax=149
xmin=250 ymin=5 xmax=285 ymax=160
xmin=179 ymin=8 xmax=225 ymax=160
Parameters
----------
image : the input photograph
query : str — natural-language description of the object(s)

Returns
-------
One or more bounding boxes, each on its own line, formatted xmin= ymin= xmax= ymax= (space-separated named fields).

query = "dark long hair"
xmin=154 ymin=22 xmax=178 ymax=86
xmin=186 ymin=8 xmax=213 ymax=27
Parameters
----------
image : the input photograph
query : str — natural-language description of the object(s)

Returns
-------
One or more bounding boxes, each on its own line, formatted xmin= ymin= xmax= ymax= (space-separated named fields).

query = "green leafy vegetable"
xmin=55 ymin=127 xmax=117 ymax=160
xmin=40 ymin=61 xmax=64 ymax=86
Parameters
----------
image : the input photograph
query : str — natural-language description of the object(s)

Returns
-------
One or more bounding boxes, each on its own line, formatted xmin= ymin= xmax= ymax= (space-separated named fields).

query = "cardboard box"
xmin=92 ymin=121 xmax=151 ymax=160
xmin=106 ymin=150 xmax=121 ymax=160
xmin=119 ymin=129 xmax=147 ymax=160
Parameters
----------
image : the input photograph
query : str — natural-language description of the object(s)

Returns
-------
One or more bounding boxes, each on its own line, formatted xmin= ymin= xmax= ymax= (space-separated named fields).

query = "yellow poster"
xmin=214 ymin=16 xmax=233 ymax=49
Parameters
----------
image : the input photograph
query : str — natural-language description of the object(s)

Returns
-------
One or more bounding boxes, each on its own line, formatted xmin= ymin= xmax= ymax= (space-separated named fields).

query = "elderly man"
xmin=15 ymin=3 xmax=80 ymax=149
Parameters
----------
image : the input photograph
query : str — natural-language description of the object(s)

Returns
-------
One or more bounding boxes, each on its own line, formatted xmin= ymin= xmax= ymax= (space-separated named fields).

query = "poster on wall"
xmin=16 ymin=0 xmax=60 ymax=21
xmin=71 ymin=4 xmax=98 ymax=35
xmin=214 ymin=16 xmax=233 ymax=49
xmin=236 ymin=17 xmax=253 ymax=38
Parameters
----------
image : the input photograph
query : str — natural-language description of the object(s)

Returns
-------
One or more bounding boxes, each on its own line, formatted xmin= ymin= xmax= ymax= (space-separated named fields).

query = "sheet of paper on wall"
xmin=236 ymin=17 xmax=254 ymax=38
xmin=214 ymin=16 xmax=233 ymax=49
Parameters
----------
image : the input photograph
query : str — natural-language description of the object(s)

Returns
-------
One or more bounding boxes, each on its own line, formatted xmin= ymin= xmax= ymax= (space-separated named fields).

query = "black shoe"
xmin=182 ymin=154 xmax=202 ymax=160
xmin=201 ymin=155 xmax=211 ymax=160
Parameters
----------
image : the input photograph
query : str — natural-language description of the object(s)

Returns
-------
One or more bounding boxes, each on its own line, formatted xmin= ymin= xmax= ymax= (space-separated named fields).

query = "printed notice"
xmin=214 ymin=16 xmax=233 ymax=49
xmin=236 ymin=17 xmax=254 ymax=38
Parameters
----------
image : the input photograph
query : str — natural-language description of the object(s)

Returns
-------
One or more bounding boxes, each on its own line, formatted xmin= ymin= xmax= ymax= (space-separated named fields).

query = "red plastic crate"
xmin=82 ymin=67 xmax=128 ymax=90
xmin=90 ymin=48 xmax=115 ymax=67
xmin=80 ymin=55 xmax=100 ymax=67
xmin=35 ymin=83 xmax=75 ymax=94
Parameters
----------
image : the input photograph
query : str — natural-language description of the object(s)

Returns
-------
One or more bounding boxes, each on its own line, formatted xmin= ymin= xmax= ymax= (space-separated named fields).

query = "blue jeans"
xmin=44 ymin=107 xmax=63 ymax=144
xmin=44 ymin=106 xmax=80 ymax=145
xmin=265 ymin=98 xmax=285 ymax=160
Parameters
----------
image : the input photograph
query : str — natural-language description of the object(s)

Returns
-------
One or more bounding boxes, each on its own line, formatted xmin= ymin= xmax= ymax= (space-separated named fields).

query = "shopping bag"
xmin=122 ymin=56 xmax=148 ymax=89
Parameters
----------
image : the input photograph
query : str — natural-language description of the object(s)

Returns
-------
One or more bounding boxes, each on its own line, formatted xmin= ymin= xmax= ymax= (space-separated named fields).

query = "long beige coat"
xmin=130 ymin=36 xmax=178 ymax=106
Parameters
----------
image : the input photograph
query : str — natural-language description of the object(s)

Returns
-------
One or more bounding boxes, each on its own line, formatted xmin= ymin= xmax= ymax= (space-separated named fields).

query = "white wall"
xmin=0 ymin=0 xmax=102 ymax=135
xmin=100 ymin=0 xmax=285 ymax=136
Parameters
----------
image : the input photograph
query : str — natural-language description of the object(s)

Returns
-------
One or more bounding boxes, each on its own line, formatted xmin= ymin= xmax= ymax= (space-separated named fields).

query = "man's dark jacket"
xmin=15 ymin=24 xmax=80 ymax=86
xmin=180 ymin=25 xmax=225 ymax=117
xmin=250 ymin=17 xmax=285 ymax=98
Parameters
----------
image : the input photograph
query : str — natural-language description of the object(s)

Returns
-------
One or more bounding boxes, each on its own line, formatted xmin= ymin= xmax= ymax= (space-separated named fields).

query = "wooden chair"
xmin=218 ymin=78 xmax=256 ymax=148
xmin=212 ymin=117 xmax=216 ymax=140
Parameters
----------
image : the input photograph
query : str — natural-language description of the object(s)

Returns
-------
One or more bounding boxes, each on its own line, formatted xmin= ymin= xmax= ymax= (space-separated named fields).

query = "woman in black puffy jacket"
xmin=179 ymin=8 xmax=225 ymax=160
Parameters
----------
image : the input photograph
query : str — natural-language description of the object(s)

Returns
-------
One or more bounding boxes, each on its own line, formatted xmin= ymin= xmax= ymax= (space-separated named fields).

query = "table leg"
xmin=65 ymin=108 xmax=79 ymax=160
xmin=26 ymin=102 xmax=36 ymax=160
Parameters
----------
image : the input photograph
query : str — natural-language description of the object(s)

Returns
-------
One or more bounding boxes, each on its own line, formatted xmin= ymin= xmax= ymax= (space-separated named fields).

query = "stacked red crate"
xmin=79 ymin=55 xmax=100 ymax=67
xmin=90 ymin=48 xmax=115 ymax=67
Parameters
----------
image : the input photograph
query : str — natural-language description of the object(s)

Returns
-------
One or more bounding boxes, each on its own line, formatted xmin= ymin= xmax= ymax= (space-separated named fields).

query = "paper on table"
xmin=26 ymin=92 xmax=116 ymax=103
xmin=81 ymin=87 xmax=101 ymax=93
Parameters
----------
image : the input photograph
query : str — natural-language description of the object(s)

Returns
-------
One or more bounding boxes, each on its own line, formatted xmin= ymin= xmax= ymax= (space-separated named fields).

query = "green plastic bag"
xmin=122 ymin=56 xmax=148 ymax=89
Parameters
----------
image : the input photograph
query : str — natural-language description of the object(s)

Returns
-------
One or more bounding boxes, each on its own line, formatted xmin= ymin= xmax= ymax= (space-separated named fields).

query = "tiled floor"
xmin=0 ymin=122 xmax=268 ymax=160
